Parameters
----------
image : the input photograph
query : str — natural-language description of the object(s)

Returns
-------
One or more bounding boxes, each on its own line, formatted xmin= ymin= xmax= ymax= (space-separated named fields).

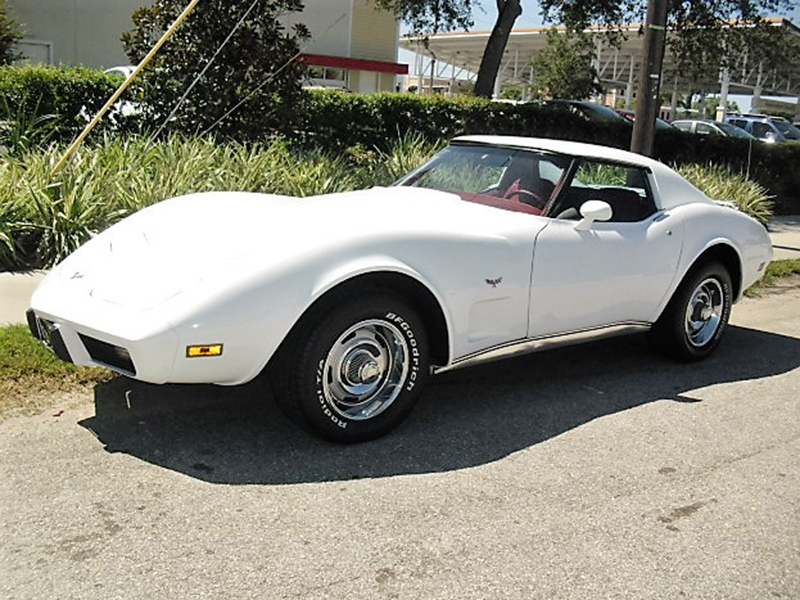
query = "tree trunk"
xmin=473 ymin=0 xmax=522 ymax=98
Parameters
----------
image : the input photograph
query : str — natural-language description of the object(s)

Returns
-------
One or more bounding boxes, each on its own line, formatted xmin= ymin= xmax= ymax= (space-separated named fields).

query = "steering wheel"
xmin=506 ymin=188 xmax=545 ymax=208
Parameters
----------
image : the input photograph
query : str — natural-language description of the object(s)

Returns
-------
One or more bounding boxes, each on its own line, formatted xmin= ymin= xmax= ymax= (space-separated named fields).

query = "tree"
xmin=538 ymin=0 xmax=800 ymax=90
xmin=122 ymin=0 xmax=310 ymax=138
xmin=693 ymin=96 xmax=740 ymax=116
xmin=473 ymin=0 xmax=522 ymax=97
xmin=538 ymin=0 xmax=800 ymax=154
xmin=374 ymin=0 xmax=523 ymax=98
xmin=499 ymin=84 xmax=523 ymax=100
xmin=531 ymin=28 xmax=602 ymax=100
xmin=0 ymin=0 xmax=24 ymax=65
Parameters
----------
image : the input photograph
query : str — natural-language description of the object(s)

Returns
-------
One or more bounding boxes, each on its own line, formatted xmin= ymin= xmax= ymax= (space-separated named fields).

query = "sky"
xmin=463 ymin=0 xmax=800 ymax=31
xmin=399 ymin=1 xmax=800 ymax=110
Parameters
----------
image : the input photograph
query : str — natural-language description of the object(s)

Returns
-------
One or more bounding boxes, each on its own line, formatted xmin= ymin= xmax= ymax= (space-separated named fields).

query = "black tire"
xmin=648 ymin=261 xmax=733 ymax=361
xmin=272 ymin=293 xmax=429 ymax=443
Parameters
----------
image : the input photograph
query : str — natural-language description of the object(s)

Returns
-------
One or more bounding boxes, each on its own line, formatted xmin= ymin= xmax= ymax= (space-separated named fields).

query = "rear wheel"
xmin=272 ymin=293 xmax=429 ymax=443
xmin=648 ymin=261 xmax=733 ymax=361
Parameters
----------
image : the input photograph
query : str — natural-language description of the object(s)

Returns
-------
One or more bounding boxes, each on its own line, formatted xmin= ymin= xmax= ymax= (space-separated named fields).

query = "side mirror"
xmin=764 ymin=131 xmax=778 ymax=143
xmin=575 ymin=200 xmax=613 ymax=231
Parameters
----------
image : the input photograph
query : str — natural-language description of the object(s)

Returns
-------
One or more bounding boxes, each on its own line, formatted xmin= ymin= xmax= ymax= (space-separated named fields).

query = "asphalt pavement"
xmin=2 ymin=283 xmax=799 ymax=600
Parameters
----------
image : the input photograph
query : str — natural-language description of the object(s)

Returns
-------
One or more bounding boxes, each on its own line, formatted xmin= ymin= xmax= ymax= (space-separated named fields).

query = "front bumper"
xmin=27 ymin=308 xmax=141 ymax=377
xmin=26 ymin=309 xmax=75 ymax=366
xmin=26 ymin=302 xmax=179 ymax=382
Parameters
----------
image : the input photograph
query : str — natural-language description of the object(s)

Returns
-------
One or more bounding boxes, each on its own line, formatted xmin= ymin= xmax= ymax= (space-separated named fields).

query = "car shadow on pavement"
xmin=79 ymin=325 xmax=800 ymax=485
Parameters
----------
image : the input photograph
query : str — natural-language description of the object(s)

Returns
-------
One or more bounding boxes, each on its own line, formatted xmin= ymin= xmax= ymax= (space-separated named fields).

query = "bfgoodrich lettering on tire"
xmin=273 ymin=293 xmax=429 ymax=443
xmin=649 ymin=261 xmax=733 ymax=361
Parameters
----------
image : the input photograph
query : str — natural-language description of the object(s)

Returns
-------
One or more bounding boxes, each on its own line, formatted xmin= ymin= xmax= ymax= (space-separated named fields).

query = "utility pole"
xmin=630 ymin=0 xmax=668 ymax=156
xmin=52 ymin=0 xmax=202 ymax=175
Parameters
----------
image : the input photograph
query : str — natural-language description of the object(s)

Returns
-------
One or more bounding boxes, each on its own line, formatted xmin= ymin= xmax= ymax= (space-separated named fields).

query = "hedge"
xmin=0 ymin=66 xmax=797 ymax=213
xmin=0 ymin=64 xmax=125 ymax=147
xmin=295 ymin=91 xmax=799 ymax=214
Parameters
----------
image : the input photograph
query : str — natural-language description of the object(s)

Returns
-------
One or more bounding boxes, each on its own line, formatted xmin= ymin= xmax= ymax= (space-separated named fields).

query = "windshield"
xmin=773 ymin=121 xmax=800 ymax=140
xmin=717 ymin=121 xmax=754 ymax=139
xmin=397 ymin=145 xmax=572 ymax=215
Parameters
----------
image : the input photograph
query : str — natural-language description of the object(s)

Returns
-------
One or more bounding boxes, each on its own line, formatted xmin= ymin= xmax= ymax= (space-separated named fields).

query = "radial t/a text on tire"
xmin=272 ymin=293 xmax=430 ymax=443
xmin=649 ymin=261 xmax=733 ymax=361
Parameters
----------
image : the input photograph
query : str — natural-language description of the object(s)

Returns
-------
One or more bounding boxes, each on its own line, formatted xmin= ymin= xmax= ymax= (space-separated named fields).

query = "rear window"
xmin=773 ymin=121 xmax=800 ymax=140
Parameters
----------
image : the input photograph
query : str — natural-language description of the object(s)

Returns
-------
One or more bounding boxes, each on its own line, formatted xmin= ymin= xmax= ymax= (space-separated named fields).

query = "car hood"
xmin=48 ymin=187 xmax=499 ymax=310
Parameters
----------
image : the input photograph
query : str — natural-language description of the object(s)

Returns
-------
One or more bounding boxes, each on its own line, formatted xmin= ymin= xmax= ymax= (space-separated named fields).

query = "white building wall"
xmin=11 ymin=0 xmax=402 ymax=92
xmin=11 ymin=0 xmax=141 ymax=67
xmin=283 ymin=0 xmax=352 ymax=58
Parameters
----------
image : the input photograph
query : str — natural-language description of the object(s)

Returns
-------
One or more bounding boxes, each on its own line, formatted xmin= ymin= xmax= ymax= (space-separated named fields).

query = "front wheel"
xmin=648 ymin=261 xmax=733 ymax=361
xmin=273 ymin=293 xmax=429 ymax=443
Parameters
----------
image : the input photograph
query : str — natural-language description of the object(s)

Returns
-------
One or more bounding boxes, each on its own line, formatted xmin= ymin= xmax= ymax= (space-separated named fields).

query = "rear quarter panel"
xmin=651 ymin=203 xmax=771 ymax=319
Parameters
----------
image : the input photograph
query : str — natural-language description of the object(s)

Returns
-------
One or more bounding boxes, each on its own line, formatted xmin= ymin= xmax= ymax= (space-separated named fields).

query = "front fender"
xmin=165 ymin=252 xmax=454 ymax=386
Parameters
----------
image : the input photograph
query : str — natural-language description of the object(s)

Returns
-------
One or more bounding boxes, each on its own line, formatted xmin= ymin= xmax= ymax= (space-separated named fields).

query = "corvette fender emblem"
xmin=485 ymin=277 xmax=503 ymax=288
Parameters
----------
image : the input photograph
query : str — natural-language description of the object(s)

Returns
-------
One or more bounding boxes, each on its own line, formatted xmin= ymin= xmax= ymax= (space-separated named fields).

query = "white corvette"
xmin=28 ymin=136 xmax=772 ymax=442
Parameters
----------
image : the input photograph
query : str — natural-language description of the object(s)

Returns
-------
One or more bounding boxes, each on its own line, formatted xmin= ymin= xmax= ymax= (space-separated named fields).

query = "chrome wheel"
xmin=684 ymin=277 xmax=725 ymax=348
xmin=321 ymin=319 xmax=410 ymax=421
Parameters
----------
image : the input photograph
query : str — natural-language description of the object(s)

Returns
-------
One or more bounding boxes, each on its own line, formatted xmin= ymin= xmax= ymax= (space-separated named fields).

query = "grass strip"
xmin=0 ymin=324 xmax=109 ymax=418
xmin=745 ymin=258 xmax=800 ymax=297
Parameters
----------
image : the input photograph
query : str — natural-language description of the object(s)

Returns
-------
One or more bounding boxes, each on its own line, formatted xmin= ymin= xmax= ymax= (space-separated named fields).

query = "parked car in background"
xmin=103 ymin=66 xmax=135 ymax=80
xmin=615 ymin=109 xmax=675 ymax=131
xmin=545 ymin=100 xmax=631 ymax=124
xmin=725 ymin=115 xmax=800 ymax=143
xmin=86 ymin=66 xmax=140 ymax=119
xmin=671 ymin=119 xmax=756 ymax=140
xmin=28 ymin=136 xmax=772 ymax=442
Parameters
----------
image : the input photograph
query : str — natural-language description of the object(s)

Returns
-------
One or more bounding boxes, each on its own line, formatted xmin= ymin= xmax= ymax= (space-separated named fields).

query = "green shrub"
xmin=0 ymin=0 xmax=23 ymax=66
xmin=293 ymin=91 xmax=798 ymax=214
xmin=294 ymin=90 xmax=633 ymax=151
xmin=0 ymin=135 xmax=381 ymax=270
xmin=1 ymin=69 xmax=796 ymax=213
xmin=0 ymin=64 xmax=124 ymax=146
xmin=675 ymin=163 xmax=774 ymax=224
xmin=2 ymin=134 xmax=779 ymax=273
xmin=656 ymin=132 xmax=800 ymax=216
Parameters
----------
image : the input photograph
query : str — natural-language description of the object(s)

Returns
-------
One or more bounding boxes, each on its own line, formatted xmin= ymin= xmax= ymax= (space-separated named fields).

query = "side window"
xmin=751 ymin=122 xmax=772 ymax=139
xmin=729 ymin=119 xmax=746 ymax=129
xmin=696 ymin=123 xmax=719 ymax=136
xmin=550 ymin=160 xmax=657 ymax=223
xmin=673 ymin=122 xmax=692 ymax=132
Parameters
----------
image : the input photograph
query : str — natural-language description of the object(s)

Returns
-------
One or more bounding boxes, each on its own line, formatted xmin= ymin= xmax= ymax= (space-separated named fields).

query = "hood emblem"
xmin=485 ymin=277 xmax=502 ymax=288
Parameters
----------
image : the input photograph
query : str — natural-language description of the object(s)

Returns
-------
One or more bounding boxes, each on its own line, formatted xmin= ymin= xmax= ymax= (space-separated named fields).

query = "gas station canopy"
xmin=400 ymin=17 xmax=800 ymax=109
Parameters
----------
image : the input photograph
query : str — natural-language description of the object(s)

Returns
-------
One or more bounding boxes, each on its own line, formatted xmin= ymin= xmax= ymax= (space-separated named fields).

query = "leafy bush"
xmin=294 ymin=90 xmax=633 ymax=151
xmin=2 ymin=134 xmax=778 ymax=272
xmin=0 ymin=68 xmax=797 ymax=216
xmin=294 ymin=91 xmax=798 ymax=214
xmin=676 ymin=163 xmax=774 ymax=224
xmin=0 ymin=135 xmax=393 ymax=270
xmin=121 ymin=0 xmax=309 ymax=139
xmin=0 ymin=65 xmax=124 ymax=146
xmin=655 ymin=131 xmax=800 ymax=216
xmin=0 ymin=0 xmax=23 ymax=65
